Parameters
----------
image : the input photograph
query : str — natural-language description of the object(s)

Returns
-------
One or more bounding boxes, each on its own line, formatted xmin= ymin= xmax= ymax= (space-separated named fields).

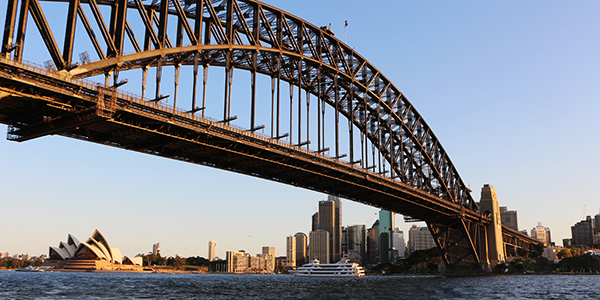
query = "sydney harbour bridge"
xmin=0 ymin=0 xmax=539 ymax=272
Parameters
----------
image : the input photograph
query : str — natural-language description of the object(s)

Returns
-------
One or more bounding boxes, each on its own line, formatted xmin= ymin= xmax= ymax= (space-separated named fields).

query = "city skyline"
xmin=2 ymin=1 xmax=600 ymax=259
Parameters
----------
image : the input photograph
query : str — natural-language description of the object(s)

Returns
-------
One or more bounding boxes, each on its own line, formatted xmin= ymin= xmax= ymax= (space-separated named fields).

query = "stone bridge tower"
xmin=479 ymin=184 xmax=506 ymax=269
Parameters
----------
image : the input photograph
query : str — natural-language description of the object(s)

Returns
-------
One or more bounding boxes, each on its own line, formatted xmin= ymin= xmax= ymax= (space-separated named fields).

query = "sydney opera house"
xmin=43 ymin=229 xmax=145 ymax=271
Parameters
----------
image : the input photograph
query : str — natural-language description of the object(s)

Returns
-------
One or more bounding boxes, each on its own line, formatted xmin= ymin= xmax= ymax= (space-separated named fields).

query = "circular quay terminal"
xmin=0 ymin=0 xmax=599 ymax=298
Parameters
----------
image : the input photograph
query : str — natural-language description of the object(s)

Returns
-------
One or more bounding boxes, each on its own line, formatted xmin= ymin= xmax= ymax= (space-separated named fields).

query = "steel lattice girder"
xmin=427 ymin=219 xmax=486 ymax=271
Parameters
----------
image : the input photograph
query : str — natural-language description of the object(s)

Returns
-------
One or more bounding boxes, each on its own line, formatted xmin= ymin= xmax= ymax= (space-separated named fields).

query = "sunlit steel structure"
xmin=0 ymin=0 xmax=540 ymax=272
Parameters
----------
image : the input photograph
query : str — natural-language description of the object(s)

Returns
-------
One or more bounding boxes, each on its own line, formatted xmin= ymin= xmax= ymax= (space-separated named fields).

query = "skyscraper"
xmin=152 ymin=242 xmax=160 ymax=255
xmin=531 ymin=222 xmax=550 ymax=244
xmin=294 ymin=232 xmax=307 ymax=266
xmin=571 ymin=216 xmax=593 ymax=246
xmin=347 ymin=224 xmax=366 ymax=264
xmin=392 ymin=228 xmax=406 ymax=259
xmin=594 ymin=214 xmax=600 ymax=244
xmin=378 ymin=210 xmax=394 ymax=263
xmin=309 ymin=230 xmax=329 ymax=263
xmin=367 ymin=220 xmax=379 ymax=264
xmin=341 ymin=226 xmax=348 ymax=256
xmin=329 ymin=195 xmax=342 ymax=262
xmin=312 ymin=212 xmax=319 ymax=232
xmin=208 ymin=240 xmax=216 ymax=262
xmin=500 ymin=206 xmax=519 ymax=231
xmin=286 ymin=235 xmax=296 ymax=267
xmin=318 ymin=198 xmax=336 ymax=263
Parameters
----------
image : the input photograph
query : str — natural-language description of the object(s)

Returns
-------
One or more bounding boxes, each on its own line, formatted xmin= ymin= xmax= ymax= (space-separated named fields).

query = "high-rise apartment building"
xmin=378 ymin=210 xmax=394 ymax=263
xmin=309 ymin=230 xmax=330 ymax=263
xmin=286 ymin=235 xmax=296 ymax=267
xmin=208 ymin=241 xmax=216 ymax=262
xmin=294 ymin=232 xmax=307 ymax=266
xmin=262 ymin=246 xmax=275 ymax=256
xmin=408 ymin=225 xmax=436 ymax=255
xmin=392 ymin=228 xmax=406 ymax=259
xmin=152 ymin=242 xmax=160 ymax=255
xmin=571 ymin=216 xmax=594 ymax=246
xmin=500 ymin=206 xmax=519 ymax=231
xmin=347 ymin=224 xmax=366 ymax=264
xmin=226 ymin=251 xmax=247 ymax=273
xmin=261 ymin=246 xmax=275 ymax=272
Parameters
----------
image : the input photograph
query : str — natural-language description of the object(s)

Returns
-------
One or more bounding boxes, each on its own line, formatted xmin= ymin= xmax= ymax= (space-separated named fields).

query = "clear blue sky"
xmin=1 ymin=0 xmax=599 ymax=259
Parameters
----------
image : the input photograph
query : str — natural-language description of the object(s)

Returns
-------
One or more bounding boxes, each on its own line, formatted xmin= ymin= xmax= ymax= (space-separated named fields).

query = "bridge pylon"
xmin=478 ymin=184 xmax=506 ymax=270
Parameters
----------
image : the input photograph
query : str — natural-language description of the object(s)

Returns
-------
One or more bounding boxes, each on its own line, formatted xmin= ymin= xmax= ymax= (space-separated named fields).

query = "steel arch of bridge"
xmin=0 ymin=0 xmax=536 ymax=271
xmin=2 ymin=0 xmax=475 ymax=209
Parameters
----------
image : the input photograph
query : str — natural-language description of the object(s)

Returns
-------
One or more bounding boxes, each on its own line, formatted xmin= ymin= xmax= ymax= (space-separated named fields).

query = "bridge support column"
xmin=479 ymin=184 xmax=505 ymax=269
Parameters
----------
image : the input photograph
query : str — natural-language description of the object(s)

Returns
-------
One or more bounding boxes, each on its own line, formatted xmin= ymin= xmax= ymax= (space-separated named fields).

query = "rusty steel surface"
xmin=0 ymin=0 xmax=541 ymax=271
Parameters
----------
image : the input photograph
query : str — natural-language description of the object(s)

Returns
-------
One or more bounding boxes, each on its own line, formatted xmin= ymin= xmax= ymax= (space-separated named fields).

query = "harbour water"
xmin=1 ymin=271 xmax=599 ymax=299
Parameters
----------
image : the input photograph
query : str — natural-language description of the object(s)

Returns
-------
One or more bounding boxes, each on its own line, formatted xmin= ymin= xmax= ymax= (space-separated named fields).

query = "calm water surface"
xmin=0 ymin=271 xmax=598 ymax=299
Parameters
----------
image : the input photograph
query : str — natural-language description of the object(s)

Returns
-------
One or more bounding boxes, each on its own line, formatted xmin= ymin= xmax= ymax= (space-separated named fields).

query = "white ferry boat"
xmin=289 ymin=259 xmax=365 ymax=277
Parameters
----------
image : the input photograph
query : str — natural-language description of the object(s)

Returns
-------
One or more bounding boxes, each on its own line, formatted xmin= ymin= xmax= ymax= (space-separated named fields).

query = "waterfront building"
xmin=43 ymin=230 xmax=143 ymax=271
xmin=286 ymin=235 xmax=296 ymax=268
xmin=275 ymin=256 xmax=287 ymax=269
xmin=571 ymin=216 xmax=594 ymax=246
xmin=347 ymin=225 xmax=366 ymax=264
xmin=249 ymin=256 xmax=262 ymax=270
xmin=227 ymin=251 xmax=246 ymax=272
xmin=408 ymin=225 xmax=436 ymax=255
xmin=309 ymin=230 xmax=330 ymax=263
xmin=367 ymin=220 xmax=379 ymax=264
xmin=378 ymin=210 xmax=394 ymax=263
xmin=208 ymin=241 xmax=216 ymax=262
xmin=392 ymin=228 xmax=406 ymax=259
xmin=226 ymin=251 xmax=249 ymax=273
xmin=294 ymin=232 xmax=307 ymax=266
xmin=542 ymin=247 xmax=558 ymax=261
xmin=152 ymin=242 xmax=160 ymax=256
xmin=500 ymin=206 xmax=519 ymax=231
xmin=531 ymin=222 xmax=551 ymax=244
xmin=563 ymin=238 xmax=572 ymax=247
xmin=263 ymin=253 xmax=275 ymax=272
